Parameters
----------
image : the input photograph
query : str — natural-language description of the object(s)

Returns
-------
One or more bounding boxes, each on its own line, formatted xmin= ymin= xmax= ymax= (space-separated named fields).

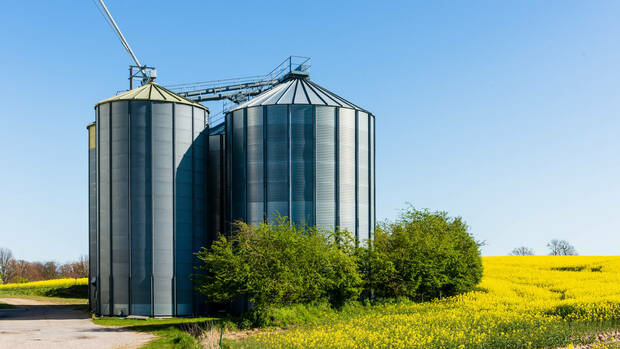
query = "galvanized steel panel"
xmin=207 ymin=134 xmax=225 ymax=241
xmin=260 ymin=82 xmax=291 ymax=105
xmin=293 ymin=83 xmax=309 ymax=104
xmin=357 ymin=112 xmax=370 ymax=243
xmin=370 ymin=116 xmax=375 ymax=235
xmin=246 ymin=107 xmax=264 ymax=224
xmin=151 ymin=102 xmax=174 ymax=316
xmin=290 ymin=105 xmax=313 ymax=225
xmin=97 ymin=103 xmax=110 ymax=315
xmin=192 ymin=108 xmax=207 ymax=255
xmin=265 ymin=105 xmax=289 ymax=221
xmin=174 ymin=104 xmax=194 ymax=315
xmin=338 ymin=108 xmax=356 ymax=234
xmin=315 ymin=106 xmax=336 ymax=230
xmin=277 ymin=81 xmax=297 ymax=105
xmin=231 ymin=110 xmax=246 ymax=222
xmin=129 ymin=101 xmax=151 ymax=316
xmin=111 ymin=101 xmax=130 ymax=316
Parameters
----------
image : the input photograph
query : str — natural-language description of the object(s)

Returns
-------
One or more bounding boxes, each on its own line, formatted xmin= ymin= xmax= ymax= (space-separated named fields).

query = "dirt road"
xmin=0 ymin=298 xmax=154 ymax=349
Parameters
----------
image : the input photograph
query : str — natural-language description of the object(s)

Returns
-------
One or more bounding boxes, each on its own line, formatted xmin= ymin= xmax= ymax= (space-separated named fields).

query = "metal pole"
xmin=97 ymin=0 xmax=145 ymax=78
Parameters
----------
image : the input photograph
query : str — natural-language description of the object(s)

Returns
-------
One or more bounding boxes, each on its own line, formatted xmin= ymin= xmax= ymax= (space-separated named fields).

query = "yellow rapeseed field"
xmin=252 ymin=256 xmax=620 ymax=348
xmin=0 ymin=278 xmax=87 ymax=289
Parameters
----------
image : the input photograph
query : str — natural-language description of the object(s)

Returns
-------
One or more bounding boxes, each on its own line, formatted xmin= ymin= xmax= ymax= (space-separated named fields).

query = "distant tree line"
xmin=509 ymin=239 xmax=577 ymax=256
xmin=0 ymin=247 xmax=88 ymax=284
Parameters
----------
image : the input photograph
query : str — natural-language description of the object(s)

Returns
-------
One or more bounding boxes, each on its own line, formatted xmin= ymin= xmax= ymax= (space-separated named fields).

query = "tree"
xmin=41 ymin=261 xmax=59 ymax=280
xmin=0 ymin=247 xmax=15 ymax=284
xmin=361 ymin=206 xmax=483 ymax=301
xmin=195 ymin=217 xmax=362 ymax=310
xmin=510 ymin=246 xmax=534 ymax=256
xmin=547 ymin=239 xmax=577 ymax=256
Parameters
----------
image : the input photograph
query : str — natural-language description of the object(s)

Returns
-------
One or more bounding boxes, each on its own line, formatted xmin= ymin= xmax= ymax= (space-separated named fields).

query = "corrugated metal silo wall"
xmin=95 ymin=101 xmax=208 ymax=316
xmin=226 ymin=106 xmax=375 ymax=243
xmin=207 ymin=134 xmax=226 ymax=242
xmin=87 ymin=123 xmax=97 ymax=312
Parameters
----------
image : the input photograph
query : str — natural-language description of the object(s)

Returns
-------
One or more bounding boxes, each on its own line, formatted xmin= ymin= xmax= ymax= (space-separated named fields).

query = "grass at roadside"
xmin=93 ymin=316 xmax=221 ymax=349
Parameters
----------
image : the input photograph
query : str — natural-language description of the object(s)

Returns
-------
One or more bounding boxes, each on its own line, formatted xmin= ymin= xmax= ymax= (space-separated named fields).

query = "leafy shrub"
xmin=194 ymin=217 xmax=362 ymax=311
xmin=360 ymin=206 xmax=483 ymax=301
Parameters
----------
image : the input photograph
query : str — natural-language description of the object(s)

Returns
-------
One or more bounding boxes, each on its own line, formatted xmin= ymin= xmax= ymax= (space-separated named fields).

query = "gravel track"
xmin=0 ymin=297 xmax=154 ymax=349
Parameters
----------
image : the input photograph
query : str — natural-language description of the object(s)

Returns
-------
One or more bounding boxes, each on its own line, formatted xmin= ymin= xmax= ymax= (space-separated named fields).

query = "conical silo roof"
xmin=230 ymin=77 xmax=368 ymax=113
xmin=95 ymin=82 xmax=209 ymax=112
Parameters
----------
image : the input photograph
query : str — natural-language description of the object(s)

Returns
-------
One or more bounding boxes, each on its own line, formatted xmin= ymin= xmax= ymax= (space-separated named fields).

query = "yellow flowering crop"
xmin=0 ymin=278 xmax=87 ymax=289
xmin=251 ymin=256 xmax=620 ymax=348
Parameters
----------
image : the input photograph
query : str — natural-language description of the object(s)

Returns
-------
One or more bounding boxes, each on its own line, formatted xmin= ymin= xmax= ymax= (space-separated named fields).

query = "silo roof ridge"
xmin=230 ymin=77 xmax=370 ymax=113
xmin=95 ymin=82 xmax=209 ymax=112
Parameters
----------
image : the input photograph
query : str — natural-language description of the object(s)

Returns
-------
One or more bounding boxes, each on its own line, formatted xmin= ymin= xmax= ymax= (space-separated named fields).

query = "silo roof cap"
xmin=95 ymin=82 xmax=209 ymax=112
xmin=230 ymin=77 xmax=370 ymax=113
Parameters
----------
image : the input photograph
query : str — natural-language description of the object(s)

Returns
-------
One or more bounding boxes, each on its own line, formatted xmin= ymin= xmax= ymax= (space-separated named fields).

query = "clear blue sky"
xmin=1 ymin=1 xmax=619 ymax=262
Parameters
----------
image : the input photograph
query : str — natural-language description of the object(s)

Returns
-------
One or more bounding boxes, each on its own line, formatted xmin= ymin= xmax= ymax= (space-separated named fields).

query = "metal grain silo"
xmin=225 ymin=75 xmax=375 ymax=243
xmin=94 ymin=83 xmax=209 ymax=316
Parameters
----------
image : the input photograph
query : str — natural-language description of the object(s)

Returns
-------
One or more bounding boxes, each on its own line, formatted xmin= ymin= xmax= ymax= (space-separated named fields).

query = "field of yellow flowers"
xmin=0 ymin=278 xmax=87 ymax=289
xmin=0 ymin=278 xmax=88 ymax=300
xmin=250 ymin=256 xmax=620 ymax=348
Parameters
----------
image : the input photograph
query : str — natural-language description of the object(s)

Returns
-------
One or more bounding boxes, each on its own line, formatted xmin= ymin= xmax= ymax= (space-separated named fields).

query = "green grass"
xmin=93 ymin=316 xmax=221 ymax=349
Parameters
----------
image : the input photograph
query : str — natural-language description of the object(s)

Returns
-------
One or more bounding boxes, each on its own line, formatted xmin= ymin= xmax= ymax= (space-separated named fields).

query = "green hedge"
xmin=359 ymin=206 xmax=483 ymax=301
xmin=195 ymin=218 xmax=362 ymax=310
xmin=195 ymin=206 xmax=483 ymax=321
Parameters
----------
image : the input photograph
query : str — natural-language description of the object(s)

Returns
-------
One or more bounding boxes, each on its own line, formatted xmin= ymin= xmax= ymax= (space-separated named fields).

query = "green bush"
xmin=194 ymin=217 xmax=362 ymax=311
xmin=360 ymin=206 xmax=483 ymax=301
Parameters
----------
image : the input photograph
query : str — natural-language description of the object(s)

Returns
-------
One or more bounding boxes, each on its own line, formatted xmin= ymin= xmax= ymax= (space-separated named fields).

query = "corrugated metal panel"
xmin=266 ymin=105 xmax=289 ymax=220
xmin=111 ymin=101 xmax=130 ymax=316
xmin=174 ymin=104 xmax=194 ymax=315
xmin=231 ymin=110 xmax=246 ymax=222
xmin=303 ymin=83 xmax=325 ymax=105
xmin=357 ymin=112 xmax=370 ymax=243
xmin=370 ymin=116 xmax=375 ymax=235
xmin=208 ymin=134 xmax=225 ymax=241
xmin=305 ymin=82 xmax=342 ymax=107
xmin=246 ymin=107 xmax=264 ymax=224
xmin=292 ymin=83 xmax=310 ymax=104
xmin=277 ymin=80 xmax=298 ymax=105
xmin=98 ymin=103 xmax=110 ymax=315
xmin=338 ymin=109 xmax=356 ymax=234
xmin=192 ymin=108 xmax=208 ymax=315
xmin=129 ymin=101 xmax=152 ymax=316
xmin=260 ymin=82 xmax=293 ymax=105
xmin=308 ymin=81 xmax=360 ymax=110
xmin=315 ymin=107 xmax=336 ymax=230
xmin=290 ymin=105 xmax=313 ymax=225
xmin=151 ymin=102 xmax=174 ymax=316
xmin=226 ymin=116 xmax=233 ymax=233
